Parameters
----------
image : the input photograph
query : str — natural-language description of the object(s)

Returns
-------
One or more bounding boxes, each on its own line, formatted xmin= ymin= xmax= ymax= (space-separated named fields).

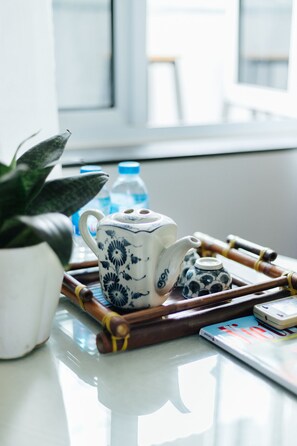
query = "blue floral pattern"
xmin=108 ymin=283 xmax=129 ymax=307
xmin=107 ymin=240 xmax=127 ymax=266
xmin=103 ymin=272 xmax=119 ymax=289
xmin=98 ymin=229 xmax=150 ymax=308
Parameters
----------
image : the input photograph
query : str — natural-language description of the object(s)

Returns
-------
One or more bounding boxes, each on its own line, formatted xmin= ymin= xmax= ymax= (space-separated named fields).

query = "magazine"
xmin=199 ymin=315 xmax=297 ymax=395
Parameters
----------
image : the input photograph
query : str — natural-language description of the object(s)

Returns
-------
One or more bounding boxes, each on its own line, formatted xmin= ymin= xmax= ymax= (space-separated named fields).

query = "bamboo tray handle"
xmin=226 ymin=234 xmax=278 ymax=262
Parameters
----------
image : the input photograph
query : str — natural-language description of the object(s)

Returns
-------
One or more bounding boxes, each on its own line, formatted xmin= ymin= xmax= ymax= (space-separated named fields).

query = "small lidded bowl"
xmin=176 ymin=248 xmax=200 ymax=287
xmin=182 ymin=257 xmax=232 ymax=299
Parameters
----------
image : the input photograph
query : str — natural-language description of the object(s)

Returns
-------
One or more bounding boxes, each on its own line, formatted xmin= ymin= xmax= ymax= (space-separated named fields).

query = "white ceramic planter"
xmin=0 ymin=242 xmax=64 ymax=359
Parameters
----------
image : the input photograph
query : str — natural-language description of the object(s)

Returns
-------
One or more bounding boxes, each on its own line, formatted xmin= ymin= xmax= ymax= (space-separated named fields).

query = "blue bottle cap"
xmin=118 ymin=161 xmax=140 ymax=174
xmin=80 ymin=165 xmax=103 ymax=174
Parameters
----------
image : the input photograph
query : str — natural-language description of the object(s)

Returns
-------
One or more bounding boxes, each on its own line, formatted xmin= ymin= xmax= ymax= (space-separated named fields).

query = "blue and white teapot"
xmin=79 ymin=208 xmax=200 ymax=309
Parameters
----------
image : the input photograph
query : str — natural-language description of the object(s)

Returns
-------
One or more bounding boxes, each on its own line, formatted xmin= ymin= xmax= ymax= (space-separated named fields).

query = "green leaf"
xmin=27 ymin=172 xmax=109 ymax=217
xmin=22 ymin=165 xmax=54 ymax=204
xmin=0 ymin=164 xmax=54 ymax=224
xmin=16 ymin=213 xmax=73 ymax=267
xmin=0 ymin=219 xmax=33 ymax=248
xmin=0 ymin=165 xmax=29 ymax=221
xmin=0 ymin=161 xmax=12 ymax=176
xmin=10 ymin=130 xmax=41 ymax=168
xmin=16 ymin=130 xmax=71 ymax=169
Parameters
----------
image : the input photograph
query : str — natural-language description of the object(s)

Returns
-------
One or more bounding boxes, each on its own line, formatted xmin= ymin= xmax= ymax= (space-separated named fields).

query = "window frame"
xmin=224 ymin=0 xmax=297 ymax=118
xmin=57 ymin=0 xmax=297 ymax=154
xmin=58 ymin=0 xmax=148 ymax=147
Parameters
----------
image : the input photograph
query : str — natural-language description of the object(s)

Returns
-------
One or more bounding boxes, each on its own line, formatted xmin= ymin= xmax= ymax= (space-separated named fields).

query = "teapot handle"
xmin=78 ymin=209 xmax=105 ymax=257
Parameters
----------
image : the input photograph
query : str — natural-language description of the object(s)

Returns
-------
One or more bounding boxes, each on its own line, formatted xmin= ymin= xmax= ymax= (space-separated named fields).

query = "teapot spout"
xmin=155 ymin=236 xmax=200 ymax=296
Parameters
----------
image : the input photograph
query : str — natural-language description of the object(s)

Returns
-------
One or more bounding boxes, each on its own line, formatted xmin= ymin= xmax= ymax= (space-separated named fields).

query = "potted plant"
xmin=0 ymin=130 xmax=108 ymax=359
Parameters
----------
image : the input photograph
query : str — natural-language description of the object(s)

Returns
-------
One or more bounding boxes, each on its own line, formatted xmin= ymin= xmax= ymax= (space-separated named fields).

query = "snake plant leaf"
xmin=26 ymin=172 xmax=109 ymax=217
xmin=21 ymin=165 xmax=54 ymax=204
xmin=16 ymin=130 xmax=71 ymax=169
xmin=16 ymin=213 xmax=73 ymax=267
xmin=0 ymin=164 xmax=30 ymax=221
xmin=10 ymin=130 xmax=41 ymax=168
xmin=0 ymin=130 xmax=108 ymax=260
xmin=0 ymin=164 xmax=54 ymax=222
xmin=0 ymin=218 xmax=38 ymax=248
xmin=0 ymin=161 xmax=12 ymax=176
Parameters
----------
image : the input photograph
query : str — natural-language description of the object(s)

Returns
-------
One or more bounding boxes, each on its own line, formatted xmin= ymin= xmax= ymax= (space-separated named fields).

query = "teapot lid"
xmin=103 ymin=209 xmax=175 ymax=233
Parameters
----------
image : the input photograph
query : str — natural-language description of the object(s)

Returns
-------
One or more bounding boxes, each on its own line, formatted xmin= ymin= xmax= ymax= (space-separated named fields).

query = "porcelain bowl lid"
xmin=195 ymin=257 xmax=223 ymax=270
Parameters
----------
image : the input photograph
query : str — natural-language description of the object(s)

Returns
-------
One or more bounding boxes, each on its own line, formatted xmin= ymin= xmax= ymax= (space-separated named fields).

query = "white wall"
xmin=0 ymin=0 xmax=58 ymax=164
xmin=64 ymin=148 xmax=297 ymax=258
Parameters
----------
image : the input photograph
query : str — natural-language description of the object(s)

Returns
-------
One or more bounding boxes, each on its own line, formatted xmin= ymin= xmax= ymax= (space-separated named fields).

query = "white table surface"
xmin=1 ymin=256 xmax=297 ymax=446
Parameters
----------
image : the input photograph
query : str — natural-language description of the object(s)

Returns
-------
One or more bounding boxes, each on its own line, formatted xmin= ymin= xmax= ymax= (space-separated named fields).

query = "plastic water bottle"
xmin=71 ymin=165 xmax=110 ymax=263
xmin=110 ymin=161 xmax=149 ymax=213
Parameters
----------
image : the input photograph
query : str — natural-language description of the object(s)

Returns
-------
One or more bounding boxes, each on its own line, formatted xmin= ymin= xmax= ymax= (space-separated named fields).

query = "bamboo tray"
xmin=62 ymin=233 xmax=297 ymax=354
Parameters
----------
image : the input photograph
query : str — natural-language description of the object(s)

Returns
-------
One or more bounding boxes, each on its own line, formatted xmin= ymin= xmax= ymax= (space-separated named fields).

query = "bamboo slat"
xmin=96 ymin=289 xmax=290 ymax=353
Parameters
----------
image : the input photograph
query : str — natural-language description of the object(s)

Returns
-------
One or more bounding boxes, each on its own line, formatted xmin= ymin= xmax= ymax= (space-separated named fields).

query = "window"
xmin=53 ymin=0 xmax=139 ymax=146
xmin=53 ymin=0 xmax=114 ymax=111
xmin=147 ymin=0 xmax=227 ymax=127
xmin=238 ymin=0 xmax=292 ymax=90
xmin=52 ymin=0 xmax=297 ymax=152
xmin=225 ymin=0 xmax=297 ymax=120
